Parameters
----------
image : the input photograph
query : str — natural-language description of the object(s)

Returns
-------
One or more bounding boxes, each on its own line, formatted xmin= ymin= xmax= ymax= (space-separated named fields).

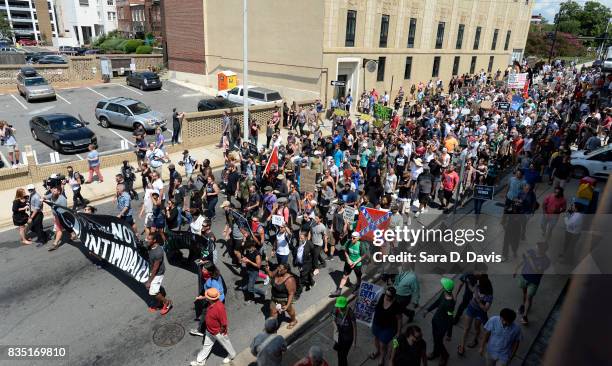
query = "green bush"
xmin=123 ymin=39 xmax=143 ymax=53
xmin=135 ymin=45 xmax=152 ymax=54
xmin=100 ymin=37 xmax=124 ymax=52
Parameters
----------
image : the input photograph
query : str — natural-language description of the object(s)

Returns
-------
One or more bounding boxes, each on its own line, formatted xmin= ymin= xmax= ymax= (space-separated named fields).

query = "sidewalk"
xmin=0 ymin=141 xmax=226 ymax=231
xmin=278 ymin=181 xmax=576 ymax=366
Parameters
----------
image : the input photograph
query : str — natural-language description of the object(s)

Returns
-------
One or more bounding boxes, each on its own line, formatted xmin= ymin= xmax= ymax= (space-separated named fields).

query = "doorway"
xmin=335 ymin=74 xmax=347 ymax=99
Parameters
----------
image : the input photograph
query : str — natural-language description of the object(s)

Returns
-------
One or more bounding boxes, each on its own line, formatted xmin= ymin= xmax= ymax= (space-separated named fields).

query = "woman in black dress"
xmin=13 ymin=188 xmax=32 ymax=245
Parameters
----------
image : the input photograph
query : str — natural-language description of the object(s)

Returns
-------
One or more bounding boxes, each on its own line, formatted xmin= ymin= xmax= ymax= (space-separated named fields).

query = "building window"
xmin=435 ymin=22 xmax=445 ymax=49
xmin=432 ymin=56 xmax=441 ymax=77
xmin=504 ymin=30 xmax=511 ymax=50
xmin=79 ymin=0 xmax=89 ymax=6
xmin=473 ymin=26 xmax=481 ymax=50
xmin=456 ymin=24 xmax=464 ymax=49
xmin=377 ymin=57 xmax=386 ymax=82
xmin=491 ymin=28 xmax=499 ymax=50
xmin=379 ymin=14 xmax=389 ymax=48
xmin=407 ymin=18 xmax=416 ymax=48
xmin=107 ymin=0 xmax=113 ymax=5
xmin=108 ymin=11 xmax=116 ymax=21
xmin=488 ymin=56 xmax=494 ymax=73
xmin=345 ymin=10 xmax=356 ymax=47
xmin=404 ymin=56 xmax=413 ymax=79
xmin=452 ymin=56 xmax=460 ymax=76
xmin=470 ymin=56 xmax=477 ymax=74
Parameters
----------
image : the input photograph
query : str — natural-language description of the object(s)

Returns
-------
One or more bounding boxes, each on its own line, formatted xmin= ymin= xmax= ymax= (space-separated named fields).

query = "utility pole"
xmin=242 ymin=0 xmax=249 ymax=142
xmin=548 ymin=9 xmax=561 ymax=64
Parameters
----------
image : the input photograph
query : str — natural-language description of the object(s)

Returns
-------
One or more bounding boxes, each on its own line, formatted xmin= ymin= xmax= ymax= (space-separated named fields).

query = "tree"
xmin=578 ymin=1 xmax=611 ymax=43
xmin=0 ymin=11 xmax=13 ymax=40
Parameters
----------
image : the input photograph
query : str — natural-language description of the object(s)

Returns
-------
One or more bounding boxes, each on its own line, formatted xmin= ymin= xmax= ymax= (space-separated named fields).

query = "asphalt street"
xmin=0 ymin=80 xmax=211 ymax=165
xmin=0 ymin=177 xmax=352 ymax=366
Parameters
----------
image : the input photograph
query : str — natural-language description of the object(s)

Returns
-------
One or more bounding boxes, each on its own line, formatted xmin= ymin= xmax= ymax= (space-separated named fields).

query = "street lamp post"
xmin=242 ymin=0 xmax=249 ymax=142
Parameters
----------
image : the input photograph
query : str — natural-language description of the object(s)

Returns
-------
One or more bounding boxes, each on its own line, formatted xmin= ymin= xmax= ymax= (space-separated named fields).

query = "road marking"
xmin=87 ymin=87 xmax=108 ymax=98
xmin=10 ymin=94 xmax=28 ymax=110
xmin=28 ymin=106 xmax=55 ymax=115
xmin=32 ymin=150 xmax=39 ymax=165
xmin=113 ymin=83 xmax=144 ymax=95
xmin=108 ymin=129 xmax=135 ymax=146
xmin=161 ymin=88 xmax=169 ymax=92
xmin=56 ymin=94 xmax=71 ymax=104
xmin=181 ymin=93 xmax=202 ymax=97
xmin=75 ymin=154 xmax=84 ymax=160
xmin=0 ymin=151 xmax=7 ymax=166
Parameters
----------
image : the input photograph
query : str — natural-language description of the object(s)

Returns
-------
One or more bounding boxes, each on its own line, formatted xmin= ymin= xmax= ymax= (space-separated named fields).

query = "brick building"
xmin=116 ymin=0 xmax=161 ymax=40
xmin=161 ymin=0 xmax=205 ymax=74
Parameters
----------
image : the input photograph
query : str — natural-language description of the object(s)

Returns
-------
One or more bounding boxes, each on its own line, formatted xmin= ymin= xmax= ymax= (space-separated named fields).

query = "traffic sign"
xmin=330 ymin=80 xmax=346 ymax=87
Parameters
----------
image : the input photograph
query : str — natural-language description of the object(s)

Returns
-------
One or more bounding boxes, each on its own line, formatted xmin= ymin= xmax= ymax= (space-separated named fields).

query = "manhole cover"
xmin=152 ymin=323 xmax=185 ymax=347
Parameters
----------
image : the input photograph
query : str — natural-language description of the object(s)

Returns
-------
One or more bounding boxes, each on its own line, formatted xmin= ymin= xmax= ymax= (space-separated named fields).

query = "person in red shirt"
xmin=541 ymin=186 xmax=567 ymax=243
xmin=190 ymin=288 xmax=237 ymax=366
xmin=390 ymin=111 xmax=401 ymax=130
xmin=293 ymin=345 xmax=329 ymax=366
xmin=441 ymin=165 xmax=460 ymax=210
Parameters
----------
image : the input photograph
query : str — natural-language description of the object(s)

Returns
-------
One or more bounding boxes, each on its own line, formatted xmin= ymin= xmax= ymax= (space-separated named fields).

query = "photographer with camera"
xmin=121 ymin=160 xmax=138 ymax=200
xmin=0 ymin=121 xmax=21 ymax=168
xmin=67 ymin=166 xmax=86 ymax=209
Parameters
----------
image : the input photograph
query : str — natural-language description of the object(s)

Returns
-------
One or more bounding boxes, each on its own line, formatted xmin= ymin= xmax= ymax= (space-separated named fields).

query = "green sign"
xmin=373 ymin=104 xmax=392 ymax=121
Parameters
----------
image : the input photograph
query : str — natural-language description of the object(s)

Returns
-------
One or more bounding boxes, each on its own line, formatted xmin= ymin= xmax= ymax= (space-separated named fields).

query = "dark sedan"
xmin=197 ymin=96 xmax=240 ymax=111
xmin=126 ymin=71 xmax=162 ymax=91
xmin=30 ymin=114 xmax=97 ymax=154
xmin=37 ymin=55 xmax=68 ymax=64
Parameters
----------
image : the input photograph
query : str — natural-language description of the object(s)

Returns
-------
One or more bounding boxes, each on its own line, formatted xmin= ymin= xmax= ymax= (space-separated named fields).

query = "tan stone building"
xmin=166 ymin=0 xmax=533 ymax=104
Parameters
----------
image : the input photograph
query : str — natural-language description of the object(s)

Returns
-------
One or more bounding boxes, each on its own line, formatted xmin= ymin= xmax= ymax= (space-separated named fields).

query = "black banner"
xmin=48 ymin=203 xmax=151 ymax=283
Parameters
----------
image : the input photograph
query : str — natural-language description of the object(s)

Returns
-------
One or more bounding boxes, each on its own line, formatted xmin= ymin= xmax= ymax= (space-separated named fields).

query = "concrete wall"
xmin=0 ymin=55 xmax=163 ymax=87
xmin=203 ymin=0 xmax=326 ymax=102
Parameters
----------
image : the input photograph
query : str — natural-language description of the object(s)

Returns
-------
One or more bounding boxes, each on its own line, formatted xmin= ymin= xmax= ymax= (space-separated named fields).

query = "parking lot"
xmin=0 ymin=80 xmax=212 ymax=165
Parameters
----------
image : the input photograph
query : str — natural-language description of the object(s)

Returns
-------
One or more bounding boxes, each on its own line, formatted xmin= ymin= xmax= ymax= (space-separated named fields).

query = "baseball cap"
xmin=26 ymin=184 xmax=35 ymax=191
xmin=440 ymin=277 xmax=454 ymax=292
xmin=335 ymin=296 xmax=348 ymax=309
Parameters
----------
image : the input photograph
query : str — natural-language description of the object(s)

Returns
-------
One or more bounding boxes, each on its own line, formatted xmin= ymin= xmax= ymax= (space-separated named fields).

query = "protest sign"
xmin=497 ymin=101 xmax=510 ymax=111
xmin=373 ymin=103 xmax=393 ymax=121
xmin=300 ymin=168 xmax=317 ymax=193
xmin=473 ymin=185 xmax=495 ymax=200
xmin=343 ymin=206 xmax=356 ymax=224
xmin=507 ymin=73 xmax=528 ymax=89
xmin=272 ymin=215 xmax=285 ymax=226
xmin=354 ymin=281 xmax=384 ymax=326
xmin=511 ymin=95 xmax=524 ymax=111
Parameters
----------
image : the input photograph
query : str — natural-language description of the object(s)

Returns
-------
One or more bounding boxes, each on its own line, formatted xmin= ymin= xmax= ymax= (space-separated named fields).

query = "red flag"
xmin=355 ymin=206 xmax=391 ymax=242
xmin=522 ymin=79 xmax=529 ymax=98
xmin=264 ymin=146 xmax=279 ymax=176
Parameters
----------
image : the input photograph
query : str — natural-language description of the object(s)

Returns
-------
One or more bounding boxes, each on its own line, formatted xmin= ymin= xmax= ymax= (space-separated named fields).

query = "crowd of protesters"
xmin=10 ymin=58 xmax=611 ymax=366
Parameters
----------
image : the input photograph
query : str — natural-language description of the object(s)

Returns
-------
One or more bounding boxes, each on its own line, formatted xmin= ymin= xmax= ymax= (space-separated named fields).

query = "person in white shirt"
xmin=384 ymin=168 xmax=398 ymax=196
xmin=150 ymin=172 xmax=165 ymax=201
xmin=139 ymin=186 xmax=158 ymax=237
xmin=562 ymin=202 xmax=584 ymax=263
xmin=190 ymin=208 xmax=206 ymax=236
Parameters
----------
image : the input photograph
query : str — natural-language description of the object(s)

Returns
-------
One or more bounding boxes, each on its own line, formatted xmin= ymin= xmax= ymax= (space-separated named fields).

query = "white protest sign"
xmin=343 ymin=206 xmax=356 ymax=224
xmin=271 ymin=215 xmax=285 ymax=226
xmin=507 ymin=73 xmax=528 ymax=89
xmin=354 ymin=281 xmax=384 ymax=326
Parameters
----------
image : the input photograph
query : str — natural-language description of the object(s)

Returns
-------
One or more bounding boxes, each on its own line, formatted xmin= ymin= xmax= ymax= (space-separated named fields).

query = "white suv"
xmin=218 ymin=85 xmax=282 ymax=106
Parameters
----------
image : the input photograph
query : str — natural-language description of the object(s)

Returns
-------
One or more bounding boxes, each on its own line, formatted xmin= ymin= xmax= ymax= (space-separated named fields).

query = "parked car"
xmin=29 ymin=114 xmax=96 ymax=154
xmin=218 ymin=85 xmax=283 ymax=106
xmin=0 ymin=39 xmax=10 ymax=48
xmin=126 ymin=71 xmax=162 ymax=91
xmin=83 ymin=49 xmax=101 ymax=55
xmin=16 ymin=67 xmax=56 ymax=102
xmin=17 ymin=39 xmax=37 ymax=46
xmin=0 ymin=47 xmax=20 ymax=53
xmin=37 ymin=55 xmax=68 ymax=64
xmin=95 ymin=97 xmax=166 ymax=132
xmin=58 ymin=46 xmax=85 ymax=55
xmin=571 ymin=144 xmax=612 ymax=180
xmin=25 ymin=52 xmax=56 ymax=63
xmin=197 ymin=96 xmax=240 ymax=111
